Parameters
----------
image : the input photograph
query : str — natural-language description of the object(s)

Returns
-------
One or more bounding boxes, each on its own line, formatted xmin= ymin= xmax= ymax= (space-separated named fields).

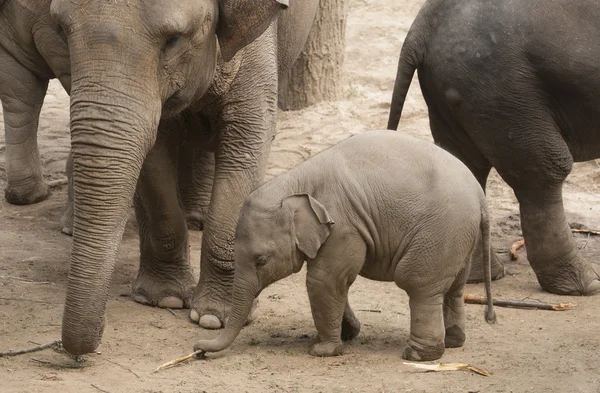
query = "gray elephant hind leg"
xmin=491 ymin=112 xmax=600 ymax=295
xmin=443 ymin=265 xmax=468 ymax=348
xmin=427 ymin=107 xmax=505 ymax=282
xmin=0 ymin=48 xmax=49 ymax=205
xmin=132 ymin=124 xmax=195 ymax=309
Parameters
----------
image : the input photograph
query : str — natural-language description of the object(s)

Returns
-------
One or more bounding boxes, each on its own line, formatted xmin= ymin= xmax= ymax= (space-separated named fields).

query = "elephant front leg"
xmin=0 ymin=50 xmax=50 ymax=205
xmin=132 ymin=128 xmax=195 ymax=309
xmin=516 ymin=188 xmax=600 ymax=295
xmin=306 ymin=266 xmax=348 ymax=357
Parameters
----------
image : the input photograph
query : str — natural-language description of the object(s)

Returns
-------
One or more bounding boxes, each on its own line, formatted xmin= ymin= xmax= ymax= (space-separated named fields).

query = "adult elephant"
xmin=387 ymin=0 xmax=600 ymax=296
xmin=50 ymin=0 xmax=319 ymax=355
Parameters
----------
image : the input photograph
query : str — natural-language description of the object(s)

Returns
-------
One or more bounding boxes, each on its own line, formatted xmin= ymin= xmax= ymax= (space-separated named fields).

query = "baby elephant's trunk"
xmin=480 ymin=201 xmax=497 ymax=324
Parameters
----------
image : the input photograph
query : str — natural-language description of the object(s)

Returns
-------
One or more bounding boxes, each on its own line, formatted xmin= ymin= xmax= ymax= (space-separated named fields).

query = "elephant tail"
xmin=480 ymin=197 xmax=497 ymax=324
xmin=386 ymin=0 xmax=442 ymax=131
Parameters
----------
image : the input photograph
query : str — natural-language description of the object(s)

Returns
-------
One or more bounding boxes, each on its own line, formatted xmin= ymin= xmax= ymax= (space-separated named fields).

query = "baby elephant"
xmin=194 ymin=130 xmax=496 ymax=360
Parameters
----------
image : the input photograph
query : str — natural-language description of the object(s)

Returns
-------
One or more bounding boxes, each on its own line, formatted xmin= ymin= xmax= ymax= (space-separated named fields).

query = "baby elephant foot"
xmin=132 ymin=267 xmax=195 ymax=309
xmin=309 ymin=340 xmax=343 ymax=357
xmin=60 ymin=201 xmax=74 ymax=236
xmin=444 ymin=325 xmax=466 ymax=348
xmin=402 ymin=340 xmax=445 ymax=361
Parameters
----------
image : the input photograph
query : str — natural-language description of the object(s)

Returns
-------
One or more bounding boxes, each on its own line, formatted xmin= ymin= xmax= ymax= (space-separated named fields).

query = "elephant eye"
xmin=56 ymin=24 xmax=67 ymax=42
xmin=256 ymin=255 xmax=269 ymax=267
xmin=164 ymin=34 xmax=182 ymax=50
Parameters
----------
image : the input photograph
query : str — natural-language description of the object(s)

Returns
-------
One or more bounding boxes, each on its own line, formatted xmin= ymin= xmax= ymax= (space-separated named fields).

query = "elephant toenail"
xmin=190 ymin=309 xmax=200 ymax=322
xmin=199 ymin=315 xmax=223 ymax=329
xmin=158 ymin=296 xmax=184 ymax=309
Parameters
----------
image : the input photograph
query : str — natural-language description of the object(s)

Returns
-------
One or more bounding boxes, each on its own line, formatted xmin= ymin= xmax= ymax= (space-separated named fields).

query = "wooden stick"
xmin=0 ymin=340 xmax=61 ymax=357
xmin=154 ymin=350 xmax=206 ymax=373
xmin=511 ymin=228 xmax=600 ymax=261
xmin=464 ymin=294 xmax=575 ymax=311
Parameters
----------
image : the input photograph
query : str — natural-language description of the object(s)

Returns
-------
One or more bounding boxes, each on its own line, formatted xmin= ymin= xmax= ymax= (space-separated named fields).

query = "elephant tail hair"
xmin=480 ymin=198 xmax=497 ymax=324
xmin=387 ymin=0 xmax=441 ymax=131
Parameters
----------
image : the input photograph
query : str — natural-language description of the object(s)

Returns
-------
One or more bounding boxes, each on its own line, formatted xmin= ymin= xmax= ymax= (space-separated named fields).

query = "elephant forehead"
xmin=142 ymin=0 xmax=215 ymax=33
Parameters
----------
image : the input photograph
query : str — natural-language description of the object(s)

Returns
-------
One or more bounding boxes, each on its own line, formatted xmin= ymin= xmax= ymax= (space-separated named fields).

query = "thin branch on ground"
xmin=105 ymin=359 xmax=140 ymax=379
xmin=357 ymin=309 xmax=382 ymax=313
xmin=31 ymin=357 xmax=85 ymax=369
xmin=0 ymin=340 xmax=62 ymax=357
xmin=91 ymin=384 xmax=110 ymax=393
xmin=0 ymin=276 xmax=53 ymax=285
xmin=0 ymin=297 xmax=62 ymax=305
xmin=47 ymin=178 xmax=69 ymax=189
xmin=166 ymin=308 xmax=178 ymax=318
xmin=154 ymin=350 xmax=206 ymax=373
xmin=464 ymin=294 xmax=575 ymax=311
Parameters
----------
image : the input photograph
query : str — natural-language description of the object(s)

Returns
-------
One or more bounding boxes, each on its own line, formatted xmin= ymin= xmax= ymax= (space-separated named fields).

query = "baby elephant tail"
xmin=480 ymin=199 xmax=497 ymax=324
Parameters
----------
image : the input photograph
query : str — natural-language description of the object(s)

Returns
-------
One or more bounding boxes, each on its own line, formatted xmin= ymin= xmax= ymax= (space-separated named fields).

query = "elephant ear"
xmin=283 ymin=194 xmax=334 ymax=260
xmin=217 ymin=0 xmax=289 ymax=62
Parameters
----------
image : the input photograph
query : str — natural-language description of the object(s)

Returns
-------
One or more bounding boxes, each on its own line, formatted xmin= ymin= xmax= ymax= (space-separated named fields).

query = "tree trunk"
xmin=278 ymin=0 xmax=350 ymax=111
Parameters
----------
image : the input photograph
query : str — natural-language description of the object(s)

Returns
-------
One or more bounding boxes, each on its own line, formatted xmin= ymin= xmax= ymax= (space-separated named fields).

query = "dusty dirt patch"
xmin=2 ymin=1 xmax=600 ymax=392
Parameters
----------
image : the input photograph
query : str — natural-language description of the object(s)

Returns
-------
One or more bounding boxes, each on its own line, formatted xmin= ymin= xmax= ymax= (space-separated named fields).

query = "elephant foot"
xmin=60 ymin=200 xmax=74 ymax=236
xmin=444 ymin=325 xmax=466 ymax=348
xmin=532 ymin=250 xmax=600 ymax=296
xmin=467 ymin=248 xmax=506 ymax=283
xmin=5 ymin=180 xmax=49 ymax=205
xmin=132 ymin=266 xmax=195 ymax=309
xmin=309 ymin=340 xmax=343 ymax=357
xmin=402 ymin=340 xmax=445 ymax=361
xmin=341 ymin=315 xmax=361 ymax=342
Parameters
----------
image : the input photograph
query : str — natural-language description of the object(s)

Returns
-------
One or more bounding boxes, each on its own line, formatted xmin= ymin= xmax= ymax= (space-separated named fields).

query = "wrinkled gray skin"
xmin=387 ymin=0 xmax=600 ymax=296
xmin=0 ymin=0 xmax=72 ymax=231
xmin=0 ymin=0 xmax=213 ymax=235
xmin=194 ymin=131 xmax=496 ymax=360
xmin=50 ymin=0 xmax=319 ymax=355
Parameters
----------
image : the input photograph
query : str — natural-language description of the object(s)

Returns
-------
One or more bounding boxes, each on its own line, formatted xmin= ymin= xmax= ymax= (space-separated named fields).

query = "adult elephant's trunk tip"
xmin=61 ymin=314 xmax=105 ymax=355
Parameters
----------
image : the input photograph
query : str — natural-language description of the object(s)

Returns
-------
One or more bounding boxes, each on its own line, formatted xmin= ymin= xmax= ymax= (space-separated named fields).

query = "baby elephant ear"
xmin=217 ymin=0 xmax=289 ymax=62
xmin=283 ymin=194 xmax=334 ymax=260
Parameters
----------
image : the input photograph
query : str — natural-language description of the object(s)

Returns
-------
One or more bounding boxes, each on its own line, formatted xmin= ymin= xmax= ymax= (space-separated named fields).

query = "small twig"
xmin=0 ymin=297 xmax=63 ymax=305
xmin=105 ymin=359 xmax=140 ymax=379
xmin=509 ymin=239 xmax=525 ymax=260
xmin=0 ymin=340 xmax=62 ymax=357
xmin=464 ymin=294 xmax=575 ymax=311
xmin=403 ymin=361 xmax=489 ymax=377
xmin=91 ymin=384 xmax=110 ymax=393
xmin=571 ymin=228 xmax=600 ymax=236
xmin=31 ymin=357 xmax=85 ymax=369
xmin=150 ymin=322 xmax=165 ymax=330
xmin=357 ymin=309 xmax=382 ymax=313
xmin=47 ymin=178 xmax=69 ymax=189
xmin=154 ymin=350 xmax=206 ymax=373
xmin=0 ymin=275 xmax=53 ymax=285
xmin=166 ymin=308 xmax=178 ymax=318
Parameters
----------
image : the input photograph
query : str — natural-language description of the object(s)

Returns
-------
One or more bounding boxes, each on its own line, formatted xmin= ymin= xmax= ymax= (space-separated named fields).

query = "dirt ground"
xmin=2 ymin=1 xmax=600 ymax=392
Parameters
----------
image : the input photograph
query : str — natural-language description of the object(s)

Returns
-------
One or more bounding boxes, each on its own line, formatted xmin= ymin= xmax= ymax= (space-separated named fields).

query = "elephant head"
xmin=49 ymin=0 xmax=288 ymax=356
xmin=193 ymin=193 xmax=334 ymax=354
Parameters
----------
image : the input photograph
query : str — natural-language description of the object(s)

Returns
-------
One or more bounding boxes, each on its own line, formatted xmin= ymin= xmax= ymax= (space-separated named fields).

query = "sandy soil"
xmin=2 ymin=1 xmax=600 ymax=392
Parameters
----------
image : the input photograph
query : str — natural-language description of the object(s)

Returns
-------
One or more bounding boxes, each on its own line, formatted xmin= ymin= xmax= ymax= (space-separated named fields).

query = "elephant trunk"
xmin=61 ymin=70 xmax=161 ymax=355
xmin=194 ymin=268 xmax=259 ymax=353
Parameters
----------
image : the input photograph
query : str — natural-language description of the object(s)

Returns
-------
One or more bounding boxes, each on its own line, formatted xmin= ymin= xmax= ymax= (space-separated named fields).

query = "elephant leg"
xmin=60 ymin=152 xmax=74 ymax=236
xmin=403 ymin=295 xmax=446 ymax=361
xmin=190 ymin=28 xmax=279 ymax=329
xmin=341 ymin=299 xmax=361 ymax=342
xmin=306 ymin=267 xmax=347 ymax=357
xmin=443 ymin=266 xmax=468 ymax=348
xmin=428 ymin=108 xmax=505 ymax=282
xmin=178 ymin=145 xmax=214 ymax=231
xmin=132 ymin=126 xmax=195 ymax=309
xmin=0 ymin=49 xmax=49 ymax=205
